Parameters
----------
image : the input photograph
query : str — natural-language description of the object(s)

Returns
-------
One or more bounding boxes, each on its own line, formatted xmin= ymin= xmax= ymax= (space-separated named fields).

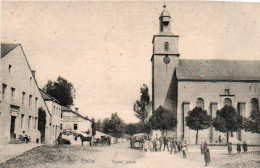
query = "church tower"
xmin=152 ymin=5 xmax=179 ymax=112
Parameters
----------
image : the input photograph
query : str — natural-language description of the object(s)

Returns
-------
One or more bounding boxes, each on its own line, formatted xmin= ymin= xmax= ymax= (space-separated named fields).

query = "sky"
xmin=1 ymin=1 xmax=260 ymax=123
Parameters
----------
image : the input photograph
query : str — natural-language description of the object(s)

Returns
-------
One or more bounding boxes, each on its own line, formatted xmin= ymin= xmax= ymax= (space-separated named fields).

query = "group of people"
xmin=142 ymin=134 xmax=189 ymax=159
xmin=227 ymin=141 xmax=248 ymax=154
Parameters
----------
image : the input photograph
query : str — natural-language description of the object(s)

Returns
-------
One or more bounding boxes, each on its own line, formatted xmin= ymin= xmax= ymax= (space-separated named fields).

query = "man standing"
xmin=200 ymin=142 xmax=204 ymax=155
xmin=237 ymin=143 xmax=241 ymax=153
xmin=163 ymin=136 xmax=169 ymax=151
xmin=228 ymin=142 xmax=232 ymax=154
xmin=242 ymin=141 xmax=248 ymax=153
xmin=170 ymin=138 xmax=177 ymax=154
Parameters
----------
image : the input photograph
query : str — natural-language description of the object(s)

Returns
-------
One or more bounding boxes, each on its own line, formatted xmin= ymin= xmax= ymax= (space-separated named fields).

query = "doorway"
xmin=10 ymin=116 xmax=16 ymax=139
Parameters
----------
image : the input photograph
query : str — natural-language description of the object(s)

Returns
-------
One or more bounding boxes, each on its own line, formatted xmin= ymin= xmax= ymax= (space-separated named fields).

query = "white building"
xmin=40 ymin=90 xmax=62 ymax=144
xmin=0 ymin=43 xmax=55 ymax=144
xmin=61 ymin=106 xmax=93 ymax=145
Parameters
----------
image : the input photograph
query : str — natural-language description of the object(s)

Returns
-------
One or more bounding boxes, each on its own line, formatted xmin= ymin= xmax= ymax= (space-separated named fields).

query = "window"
xmin=61 ymin=112 xmax=63 ymax=118
xmin=22 ymin=92 xmax=26 ymax=105
xmin=35 ymin=117 xmax=38 ymax=129
xmin=30 ymin=77 xmax=32 ymax=85
xmin=2 ymin=84 xmax=7 ymax=99
xmin=74 ymin=124 xmax=78 ymax=130
xmin=164 ymin=42 xmax=169 ymax=51
xmin=11 ymin=88 xmax=15 ymax=102
xmin=60 ymin=124 xmax=63 ymax=130
xmin=53 ymin=106 xmax=56 ymax=115
xmin=224 ymin=98 xmax=232 ymax=106
xmin=29 ymin=95 xmax=32 ymax=107
xmin=224 ymin=89 xmax=230 ymax=95
xmin=251 ymin=98 xmax=259 ymax=112
xmin=35 ymin=97 xmax=38 ymax=108
xmin=196 ymin=98 xmax=204 ymax=109
xmin=21 ymin=114 xmax=24 ymax=128
xmin=28 ymin=116 xmax=31 ymax=129
xmin=8 ymin=64 xmax=12 ymax=74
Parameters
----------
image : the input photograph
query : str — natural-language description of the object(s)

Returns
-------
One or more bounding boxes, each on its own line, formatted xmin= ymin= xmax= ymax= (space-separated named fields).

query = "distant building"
xmin=151 ymin=6 xmax=260 ymax=144
xmin=40 ymin=90 xmax=62 ymax=144
xmin=0 ymin=43 xmax=55 ymax=145
xmin=61 ymin=106 xmax=93 ymax=145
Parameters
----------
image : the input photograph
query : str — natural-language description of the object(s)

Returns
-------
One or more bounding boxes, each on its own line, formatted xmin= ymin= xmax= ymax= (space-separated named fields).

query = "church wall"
xmin=176 ymin=80 xmax=260 ymax=145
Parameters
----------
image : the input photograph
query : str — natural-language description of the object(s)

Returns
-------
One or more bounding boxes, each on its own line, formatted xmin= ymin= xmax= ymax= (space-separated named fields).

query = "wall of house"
xmin=0 ymin=46 xmax=52 ymax=145
xmin=45 ymin=101 xmax=61 ymax=144
xmin=176 ymin=80 xmax=260 ymax=145
xmin=61 ymin=111 xmax=92 ymax=145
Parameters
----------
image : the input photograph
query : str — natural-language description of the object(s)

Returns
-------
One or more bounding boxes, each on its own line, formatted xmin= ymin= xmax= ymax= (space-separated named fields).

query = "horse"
xmin=78 ymin=134 xmax=92 ymax=146
xmin=130 ymin=134 xmax=147 ymax=149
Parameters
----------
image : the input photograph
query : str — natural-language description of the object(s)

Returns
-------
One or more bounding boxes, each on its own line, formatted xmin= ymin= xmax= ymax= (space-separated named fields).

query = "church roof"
xmin=1 ymin=43 xmax=19 ymax=58
xmin=160 ymin=8 xmax=171 ymax=18
xmin=40 ymin=90 xmax=61 ymax=104
xmin=176 ymin=59 xmax=260 ymax=81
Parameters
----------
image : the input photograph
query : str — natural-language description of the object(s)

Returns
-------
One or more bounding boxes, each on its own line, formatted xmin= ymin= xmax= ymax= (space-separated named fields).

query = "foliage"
xmin=91 ymin=118 xmax=96 ymax=136
xmin=125 ymin=123 xmax=140 ymax=135
xmin=102 ymin=113 xmax=126 ymax=139
xmin=148 ymin=105 xmax=177 ymax=131
xmin=213 ymin=105 xmax=243 ymax=142
xmin=185 ymin=107 xmax=212 ymax=144
xmin=243 ymin=110 xmax=260 ymax=133
xmin=95 ymin=119 xmax=103 ymax=132
xmin=43 ymin=76 xmax=76 ymax=107
xmin=38 ymin=107 xmax=46 ymax=131
xmin=133 ymin=84 xmax=152 ymax=124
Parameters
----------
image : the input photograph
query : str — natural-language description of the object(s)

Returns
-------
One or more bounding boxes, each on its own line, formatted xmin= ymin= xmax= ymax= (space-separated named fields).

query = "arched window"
xmin=224 ymin=98 xmax=232 ymax=106
xmin=164 ymin=42 xmax=169 ymax=51
xmin=251 ymin=98 xmax=259 ymax=112
xmin=196 ymin=98 xmax=204 ymax=109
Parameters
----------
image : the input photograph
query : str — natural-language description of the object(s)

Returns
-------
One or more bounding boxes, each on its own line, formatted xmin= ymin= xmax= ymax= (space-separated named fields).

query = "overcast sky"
xmin=1 ymin=1 xmax=260 ymax=123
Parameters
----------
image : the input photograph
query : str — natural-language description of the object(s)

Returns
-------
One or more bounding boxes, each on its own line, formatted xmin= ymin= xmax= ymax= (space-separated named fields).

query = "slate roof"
xmin=61 ymin=106 xmax=93 ymax=122
xmin=1 ymin=43 xmax=19 ymax=58
xmin=40 ymin=90 xmax=61 ymax=104
xmin=176 ymin=59 xmax=260 ymax=81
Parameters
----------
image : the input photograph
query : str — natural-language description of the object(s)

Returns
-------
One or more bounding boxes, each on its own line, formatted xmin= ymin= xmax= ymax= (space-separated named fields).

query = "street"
xmin=1 ymin=141 xmax=259 ymax=168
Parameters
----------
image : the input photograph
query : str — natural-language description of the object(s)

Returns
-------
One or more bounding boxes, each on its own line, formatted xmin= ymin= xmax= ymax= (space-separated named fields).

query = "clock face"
xmin=163 ymin=56 xmax=170 ymax=64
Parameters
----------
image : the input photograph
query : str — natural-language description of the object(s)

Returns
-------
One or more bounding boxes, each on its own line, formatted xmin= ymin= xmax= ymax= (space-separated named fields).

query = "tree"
xmin=133 ymin=84 xmax=151 ymax=124
xmin=95 ymin=119 xmax=103 ymax=132
xmin=103 ymin=113 xmax=126 ymax=140
xmin=125 ymin=123 xmax=140 ymax=136
xmin=91 ymin=118 xmax=96 ymax=137
xmin=38 ymin=107 xmax=46 ymax=143
xmin=43 ymin=76 xmax=76 ymax=107
xmin=185 ymin=107 xmax=212 ymax=145
xmin=213 ymin=105 xmax=243 ymax=143
xmin=149 ymin=106 xmax=177 ymax=133
xmin=243 ymin=110 xmax=260 ymax=133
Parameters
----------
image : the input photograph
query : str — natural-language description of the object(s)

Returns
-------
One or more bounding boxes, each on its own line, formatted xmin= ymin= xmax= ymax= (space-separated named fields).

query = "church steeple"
xmin=159 ymin=5 xmax=172 ymax=34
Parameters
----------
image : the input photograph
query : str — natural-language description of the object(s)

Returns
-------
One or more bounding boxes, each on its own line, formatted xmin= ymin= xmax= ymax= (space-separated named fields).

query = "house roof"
xmin=1 ymin=43 xmax=19 ymax=58
xmin=176 ymin=59 xmax=260 ymax=81
xmin=61 ymin=106 xmax=93 ymax=123
xmin=40 ymin=90 xmax=61 ymax=104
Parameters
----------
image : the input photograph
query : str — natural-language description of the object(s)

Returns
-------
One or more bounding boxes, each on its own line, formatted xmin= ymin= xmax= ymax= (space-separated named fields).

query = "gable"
xmin=176 ymin=59 xmax=260 ymax=82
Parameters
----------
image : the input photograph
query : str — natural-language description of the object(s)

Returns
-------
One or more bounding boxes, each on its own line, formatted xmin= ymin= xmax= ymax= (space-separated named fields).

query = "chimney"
xmin=75 ymin=107 xmax=79 ymax=112
xmin=31 ymin=70 xmax=36 ymax=78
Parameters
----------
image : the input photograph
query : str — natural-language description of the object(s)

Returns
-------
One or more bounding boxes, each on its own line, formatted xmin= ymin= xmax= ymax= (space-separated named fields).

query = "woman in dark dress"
xmin=204 ymin=147 xmax=211 ymax=166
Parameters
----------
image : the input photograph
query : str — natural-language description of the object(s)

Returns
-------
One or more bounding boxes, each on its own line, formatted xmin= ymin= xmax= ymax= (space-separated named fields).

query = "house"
xmin=61 ymin=106 xmax=93 ymax=145
xmin=40 ymin=90 xmax=62 ymax=144
xmin=0 ymin=43 xmax=55 ymax=145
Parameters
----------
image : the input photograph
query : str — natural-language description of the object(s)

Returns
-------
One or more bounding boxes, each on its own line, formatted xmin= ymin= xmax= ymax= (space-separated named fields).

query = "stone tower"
xmin=151 ymin=5 xmax=179 ymax=112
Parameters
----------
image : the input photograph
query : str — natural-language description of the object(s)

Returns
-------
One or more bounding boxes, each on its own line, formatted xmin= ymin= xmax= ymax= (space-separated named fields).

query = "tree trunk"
xmin=227 ymin=132 xmax=229 ymax=143
xmin=196 ymin=130 xmax=199 ymax=145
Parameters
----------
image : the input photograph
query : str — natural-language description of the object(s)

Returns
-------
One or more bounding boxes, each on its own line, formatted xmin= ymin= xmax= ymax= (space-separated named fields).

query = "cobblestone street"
xmin=1 ymin=141 xmax=259 ymax=168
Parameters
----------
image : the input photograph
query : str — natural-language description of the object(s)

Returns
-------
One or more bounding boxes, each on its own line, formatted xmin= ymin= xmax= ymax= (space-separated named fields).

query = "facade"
xmin=61 ymin=106 xmax=93 ymax=145
xmin=40 ymin=90 xmax=62 ymax=144
xmin=152 ymin=6 xmax=260 ymax=144
xmin=0 ymin=43 xmax=55 ymax=145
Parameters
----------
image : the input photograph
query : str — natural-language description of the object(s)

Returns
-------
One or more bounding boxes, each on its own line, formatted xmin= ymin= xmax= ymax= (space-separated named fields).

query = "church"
xmin=151 ymin=5 xmax=260 ymax=145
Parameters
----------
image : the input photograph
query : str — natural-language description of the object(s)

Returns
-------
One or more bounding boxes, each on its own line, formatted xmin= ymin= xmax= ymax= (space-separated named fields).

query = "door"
xmin=10 ymin=116 xmax=16 ymax=139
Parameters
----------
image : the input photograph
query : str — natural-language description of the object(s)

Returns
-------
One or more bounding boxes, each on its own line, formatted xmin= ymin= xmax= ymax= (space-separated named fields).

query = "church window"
xmin=2 ymin=84 xmax=7 ymax=99
xmin=164 ymin=42 xmax=169 ymax=51
xmin=251 ymin=98 xmax=259 ymax=112
xmin=224 ymin=98 xmax=232 ymax=106
xmin=74 ymin=124 xmax=78 ymax=130
xmin=196 ymin=98 xmax=204 ymax=109
xmin=9 ymin=65 xmax=12 ymax=74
